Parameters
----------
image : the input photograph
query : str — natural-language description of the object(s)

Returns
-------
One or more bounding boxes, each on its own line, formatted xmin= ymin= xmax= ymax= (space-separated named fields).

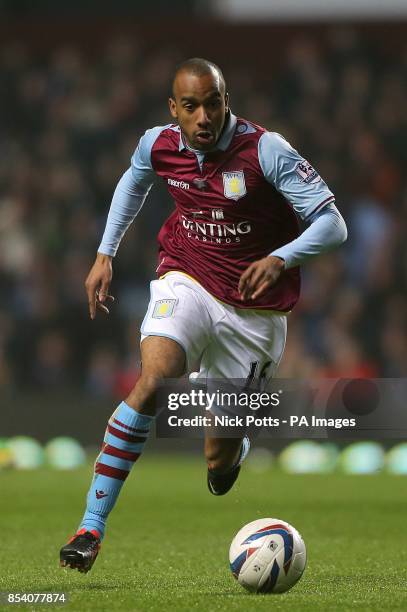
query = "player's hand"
xmin=85 ymin=253 xmax=114 ymax=319
xmin=238 ymin=256 xmax=285 ymax=301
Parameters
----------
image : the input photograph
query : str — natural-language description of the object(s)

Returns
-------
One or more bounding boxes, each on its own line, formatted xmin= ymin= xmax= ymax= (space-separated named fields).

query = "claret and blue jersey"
xmin=99 ymin=112 xmax=340 ymax=312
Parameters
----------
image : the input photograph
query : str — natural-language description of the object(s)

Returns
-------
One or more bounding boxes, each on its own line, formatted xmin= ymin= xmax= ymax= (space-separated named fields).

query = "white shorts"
xmin=140 ymin=272 xmax=287 ymax=384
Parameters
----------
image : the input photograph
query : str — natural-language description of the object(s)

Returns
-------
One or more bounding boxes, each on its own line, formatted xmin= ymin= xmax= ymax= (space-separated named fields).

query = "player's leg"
xmin=78 ymin=336 xmax=185 ymax=534
xmin=201 ymin=306 xmax=287 ymax=495
xmin=125 ymin=335 xmax=186 ymax=414
xmin=60 ymin=273 xmax=210 ymax=572
xmin=205 ymin=437 xmax=243 ymax=473
xmin=60 ymin=336 xmax=185 ymax=572
xmin=205 ymin=434 xmax=251 ymax=496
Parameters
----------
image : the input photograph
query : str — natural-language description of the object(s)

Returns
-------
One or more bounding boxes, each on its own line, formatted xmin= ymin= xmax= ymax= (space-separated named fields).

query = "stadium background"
xmin=0 ymin=1 xmax=406 ymax=449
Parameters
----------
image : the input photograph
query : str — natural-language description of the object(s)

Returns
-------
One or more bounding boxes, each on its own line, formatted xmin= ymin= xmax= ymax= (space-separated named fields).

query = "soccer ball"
xmin=229 ymin=518 xmax=306 ymax=593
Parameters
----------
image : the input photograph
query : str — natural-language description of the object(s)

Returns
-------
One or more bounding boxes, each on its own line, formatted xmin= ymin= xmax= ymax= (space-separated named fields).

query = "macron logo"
xmin=168 ymin=178 xmax=190 ymax=190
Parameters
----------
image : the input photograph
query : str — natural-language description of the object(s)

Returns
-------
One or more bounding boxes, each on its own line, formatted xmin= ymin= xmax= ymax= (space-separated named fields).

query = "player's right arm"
xmin=86 ymin=125 xmax=168 ymax=319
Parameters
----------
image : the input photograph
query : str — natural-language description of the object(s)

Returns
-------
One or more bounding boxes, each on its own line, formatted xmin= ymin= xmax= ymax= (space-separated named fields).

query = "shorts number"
xmin=245 ymin=360 xmax=272 ymax=390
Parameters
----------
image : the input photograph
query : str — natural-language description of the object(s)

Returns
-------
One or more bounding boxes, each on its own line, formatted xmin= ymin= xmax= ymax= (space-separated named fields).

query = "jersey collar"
xmin=178 ymin=112 xmax=237 ymax=153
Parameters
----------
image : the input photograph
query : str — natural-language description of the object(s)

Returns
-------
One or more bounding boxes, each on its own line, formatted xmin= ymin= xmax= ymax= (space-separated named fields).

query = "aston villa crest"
xmin=222 ymin=170 xmax=247 ymax=201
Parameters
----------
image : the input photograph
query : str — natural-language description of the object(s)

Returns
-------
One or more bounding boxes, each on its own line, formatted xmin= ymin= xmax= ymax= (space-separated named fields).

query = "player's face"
xmin=169 ymin=71 xmax=229 ymax=152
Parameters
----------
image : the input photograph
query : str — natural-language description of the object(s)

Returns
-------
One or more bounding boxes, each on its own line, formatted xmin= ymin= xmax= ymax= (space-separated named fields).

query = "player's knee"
xmin=138 ymin=372 xmax=163 ymax=394
xmin=126 ymin=372 xmax=164 ymax=414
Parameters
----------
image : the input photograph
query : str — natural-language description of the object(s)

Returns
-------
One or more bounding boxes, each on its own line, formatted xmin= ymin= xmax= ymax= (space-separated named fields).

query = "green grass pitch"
xmin=1 ymin=455 xmax=407 ymax=611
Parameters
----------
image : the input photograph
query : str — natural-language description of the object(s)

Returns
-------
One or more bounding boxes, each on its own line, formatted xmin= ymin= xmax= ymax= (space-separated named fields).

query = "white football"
xmin=229 ymin=518 xmax=306 ymax=593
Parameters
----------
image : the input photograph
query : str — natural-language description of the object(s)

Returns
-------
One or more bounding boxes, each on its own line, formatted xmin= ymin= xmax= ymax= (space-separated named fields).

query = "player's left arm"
xmin=239 ymin=133 xmax=347 ymax=301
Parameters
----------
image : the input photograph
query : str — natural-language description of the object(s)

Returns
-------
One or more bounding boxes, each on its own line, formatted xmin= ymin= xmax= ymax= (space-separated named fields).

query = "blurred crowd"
xmin=0 ymin=26 xmax=406 ymax=398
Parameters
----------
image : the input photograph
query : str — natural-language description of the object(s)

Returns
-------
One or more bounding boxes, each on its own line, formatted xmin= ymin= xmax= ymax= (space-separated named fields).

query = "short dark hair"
xmin=172 ymin=57 xmax=226 ymax=96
